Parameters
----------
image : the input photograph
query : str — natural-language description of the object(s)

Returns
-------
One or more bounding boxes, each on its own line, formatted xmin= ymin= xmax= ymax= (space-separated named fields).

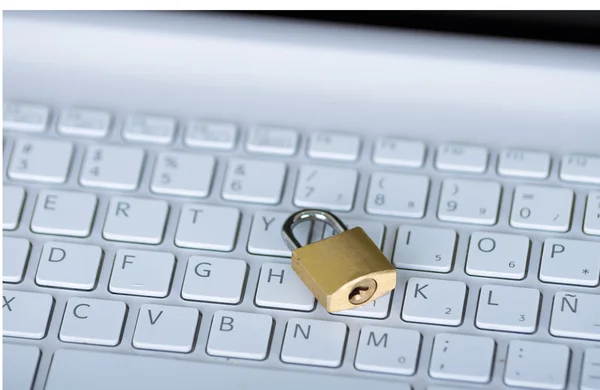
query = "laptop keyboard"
xmin=3 ymin=100 xmax=600 ymax=390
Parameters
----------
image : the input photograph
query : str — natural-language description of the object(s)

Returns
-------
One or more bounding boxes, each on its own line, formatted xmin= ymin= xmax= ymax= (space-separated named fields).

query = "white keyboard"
xmin=3 ymin=99 xmax=600 ymax=390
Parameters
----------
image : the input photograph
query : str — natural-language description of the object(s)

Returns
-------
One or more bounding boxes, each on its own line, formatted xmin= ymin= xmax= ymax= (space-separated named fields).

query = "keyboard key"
xmin=510 ymin=185 xmax=574 ymax=232
xmin=60 ymin=297 xmax=126 ymax=346
xmin=255 ymin=263 xmax=315 ymax=311
xmin=80 ymin=145 xmax=145 ymax=190
xmin=504 ymin=340 xmax=570 ymax=390
xmin=150 ymin=152 xmax=215 ymax=198
xmin=247 ymin=211 xmax=311 ymax=257
xmin=185 ymin=119 xmax=237 ymax=150
xmin=3 ymin=185 xmax=25 ymax=230
xmin=36 ymin=242 xmax=102 ymax=290
xmin=540 ymin=238 xmax=600 ymax=286
xmin=372 ymin=137 xmax=426 ymax=167
xmin=3 ymin=101 xmax=49 ymax=132
xmin=476 ymin=285 xmax=540 ymax=333
xmin=3 ymin=344 xmax=41 ymax=390
xmin=281 ymin=318 xmax=347 ymax=367
xmin=354 ymin=326 xmax=421 ymax=375
xmin=550 ymin=292 xmax=600 ymax=341
xmin=45 ymin=349 xmax=412 ymax=390
xmin=435 ymin=143 xmax=488 ymax=173
xmin=401 ymin=278 xmax=467 ymax=326
xmin=207 ymin=310 xmax=273 ymax=360
xmin=246 ymin=126 xmax=299 ymax=155
xmin=334 ymin=292 xmax=392 ymax=319
xmin=221 ymin=158 xmax=287 ymax=204
xmin=182 ymin=256 xmax=247 ymax=304
xmin=8 ymin=138 xmax=73 ymax=183
xmin=308 ymin=131 xmax=360 ymax=161
xmin=294 ymin=165 xmax=358 ymax=211
xmin=31 ymin=190 xmax=97 ymax=237
xmin=57 ymin=107 xmax=111 ymax=138
xmin=366 ymin=172 xmax=429 ymax=218
xmin=175 ymin=204 xmax=240 ymax=251
xmin=560 ymin=154 xmax=600 ymax=184
xmin=103 ymin=196 xmax=169 ymax=244
xmin=133 ymin=304 xmax=199 ymax=353
xmin=437 ymin=178 xmax=501 ymax=225
xmin=3 ymin=291 xmax=53 ymax=339
xmin=466 ymin=232 xmax=530 ymax=279
xmin=322 ymin=218 xmax=385 ymax=249
xmin=497 ymin=149 xmax=551 ymax=179
xmin=3 ymin=237 xmax=30 ymax=283
xmin=109 ymin=249 xmax=175 ymax=298
xmin=429 ymin=333 xmax=495 ymax=383
xmin=123 ymin=113 xmax=176 ymax=144
xmin=584 ymin=191 xmax=600 ymax=236
xmin=581 ymin=348 xmax=600 ymax=390
xmin=393 ymin=225 xmax=456 ymax=272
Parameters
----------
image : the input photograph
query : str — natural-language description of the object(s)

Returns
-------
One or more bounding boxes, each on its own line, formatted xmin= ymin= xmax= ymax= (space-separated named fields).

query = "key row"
xmin=4 ymin=290 xmax=599 ymax=389
xmin=5 ymin=101 xmax=600 ymax=183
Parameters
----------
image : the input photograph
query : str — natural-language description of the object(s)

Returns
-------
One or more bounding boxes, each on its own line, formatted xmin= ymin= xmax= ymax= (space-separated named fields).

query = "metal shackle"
xmin=282 ymin=209 xmax=348 ymax=251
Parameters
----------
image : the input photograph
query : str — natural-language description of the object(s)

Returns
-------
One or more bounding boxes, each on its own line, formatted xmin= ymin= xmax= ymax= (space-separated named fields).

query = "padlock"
xmin=282 ymin=209 xmax=396 ymax=313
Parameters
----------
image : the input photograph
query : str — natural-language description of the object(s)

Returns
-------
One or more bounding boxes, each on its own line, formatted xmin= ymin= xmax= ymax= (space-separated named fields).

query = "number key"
xmin=510 ymin=185 xmax=573 ymax=232
xmin=80 ymin=145 xmax=145 ymax=191
xmin=366 ymin=172 xmax=429 ymax=218
xmin=221 ymin=158 xmax=286 ymax=204
xmin=294 ymin=165 xmax=358 ymax=211
xmin=437 ymin=179 xmax=501 ymax=225
xmin=9 ymin=139 xmax=74 ymax=183
xmin=151 ymin=152 xmax=215 ymax=198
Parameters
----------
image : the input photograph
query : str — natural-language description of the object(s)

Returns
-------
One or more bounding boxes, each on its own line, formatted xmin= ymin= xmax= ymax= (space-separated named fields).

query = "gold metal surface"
xmin=291 ymin=227 xmax=397 ymax=312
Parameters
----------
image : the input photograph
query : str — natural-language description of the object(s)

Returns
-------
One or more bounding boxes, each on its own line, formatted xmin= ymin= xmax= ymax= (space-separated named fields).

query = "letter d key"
xmin=282 ymin=209 xmax=396 ymax=313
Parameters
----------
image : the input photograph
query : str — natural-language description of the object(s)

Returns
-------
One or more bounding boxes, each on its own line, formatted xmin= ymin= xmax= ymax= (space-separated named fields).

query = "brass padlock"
xmin=282 ymin=209 xmax=396 ymax=313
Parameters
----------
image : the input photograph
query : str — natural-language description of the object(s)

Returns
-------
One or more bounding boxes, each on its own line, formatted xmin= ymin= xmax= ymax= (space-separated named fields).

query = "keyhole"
xmin=348 ymin=278 xmax=377 ymax=305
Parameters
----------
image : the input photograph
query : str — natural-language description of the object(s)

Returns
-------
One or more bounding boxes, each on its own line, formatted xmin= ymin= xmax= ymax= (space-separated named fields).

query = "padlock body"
xmin=291 ymin=227 xmax=396 ymax=312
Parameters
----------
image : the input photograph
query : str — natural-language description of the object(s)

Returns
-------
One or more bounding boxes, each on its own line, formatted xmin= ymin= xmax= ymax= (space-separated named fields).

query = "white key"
xmin=133 ymin=304 xmax=199 ymax=353
xmin=505 ymin=340 xmax=570 ymax=390
xmin=207 ymin=310 xmax=273 ymax=360
xmin=8 ymin=139 xmax=73 ymax=183
xmin=581 ymin=348 xmax=600 ymax=390
xmin=476 ymin=285 xmax=540 ymax=333
xmin=60 ymin=298 xmax=126 ymax=346
xmin=3 ymin=101 xmax=49 ymax=132
xmin=584 ymin=191 xmax=600 ymax=236
xmin=402 ymin=278 xmax=466 ymax=326
xmin=246 ymin=126 xmax=299 ymax=156
xmin=175 ymin=204 xmax=240 ymax=251
xmin=334 ymin=292 xmax=392 ymax=319
xmin=80 ymin=145 xmax=145 ymax=190
xmin=36 ymin=242 xmax=102 ymax=290
xmin=435 ymin=143 xmax=488 ymax=173
xmin=150 ymin=152 xmax=215 ymax=198
xmin=294 ymin=165 xmax=358 ymax=211
xmin=3 ymin=237 xmax=30 ymax=283
xmin=510 ymin=185 xmax=574 ymax=232
xmin=281 ymin=318 xmax=347 ymax=367
xmin=366 ymin=172 xmax=429 ymax=218
xmin=560 ymin=154 xmax=600 ymax=184
xmin=393 ymin=225 xmax=456 ymax=272
xmin=429 ymin=333 xmax=495 ymax=383
xmin=497 ymin=149 xmax=551 ymax=179
xmin=185 ymin=119 xmax=237 ymax=150
xmin=437 ymin=178 xmax=501 ymax=225
xmin=550 ymin=292 xmax=600 ymax=341
xmin=466 ymin=232 xmax=530 ymax=279
xmin=31 ymin=190 xmax=97 ymax=237
xmin=322 ymin=219 xmax=385 ymax=249
xmin=255 ymin=263 xmax=315 ymax=311
xmin=354 ymin=326 xmax=421 ymax=375
xmin=109 ymin=249 xmax=175 ymax=298
xmin=182 ymin=256 xmax=247 ymax=304
xmin=103 ymin=197 xmax=169 ymax=244
xmin=3 ymin=185 xmax=25 ymax=230
xmin=540 ymin=238 xmax=600 ymax=286
xmin=247 ymin=211 xmax=311 ymax=257
xmin=3 ymin=291 xmax=53 ymax=339
xmin=308 ymin=131 xmax=360 ymax=161
xmin=123 ymin=113 xmax=176 ymax=144
xmin=372 ymin=137 xmax=426 ymax=168
xmin=58 ymin=107 xmax=111 ymax=138
xmin=3 ymin=344 xmax=41 ymax=390
xmin=221 ymin=158 xmax=286 ymax=204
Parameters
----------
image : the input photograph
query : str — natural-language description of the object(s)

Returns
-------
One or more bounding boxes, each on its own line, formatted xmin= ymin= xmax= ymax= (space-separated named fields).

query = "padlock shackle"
xmin=282 ymin=209 xmax=348 ymax=251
